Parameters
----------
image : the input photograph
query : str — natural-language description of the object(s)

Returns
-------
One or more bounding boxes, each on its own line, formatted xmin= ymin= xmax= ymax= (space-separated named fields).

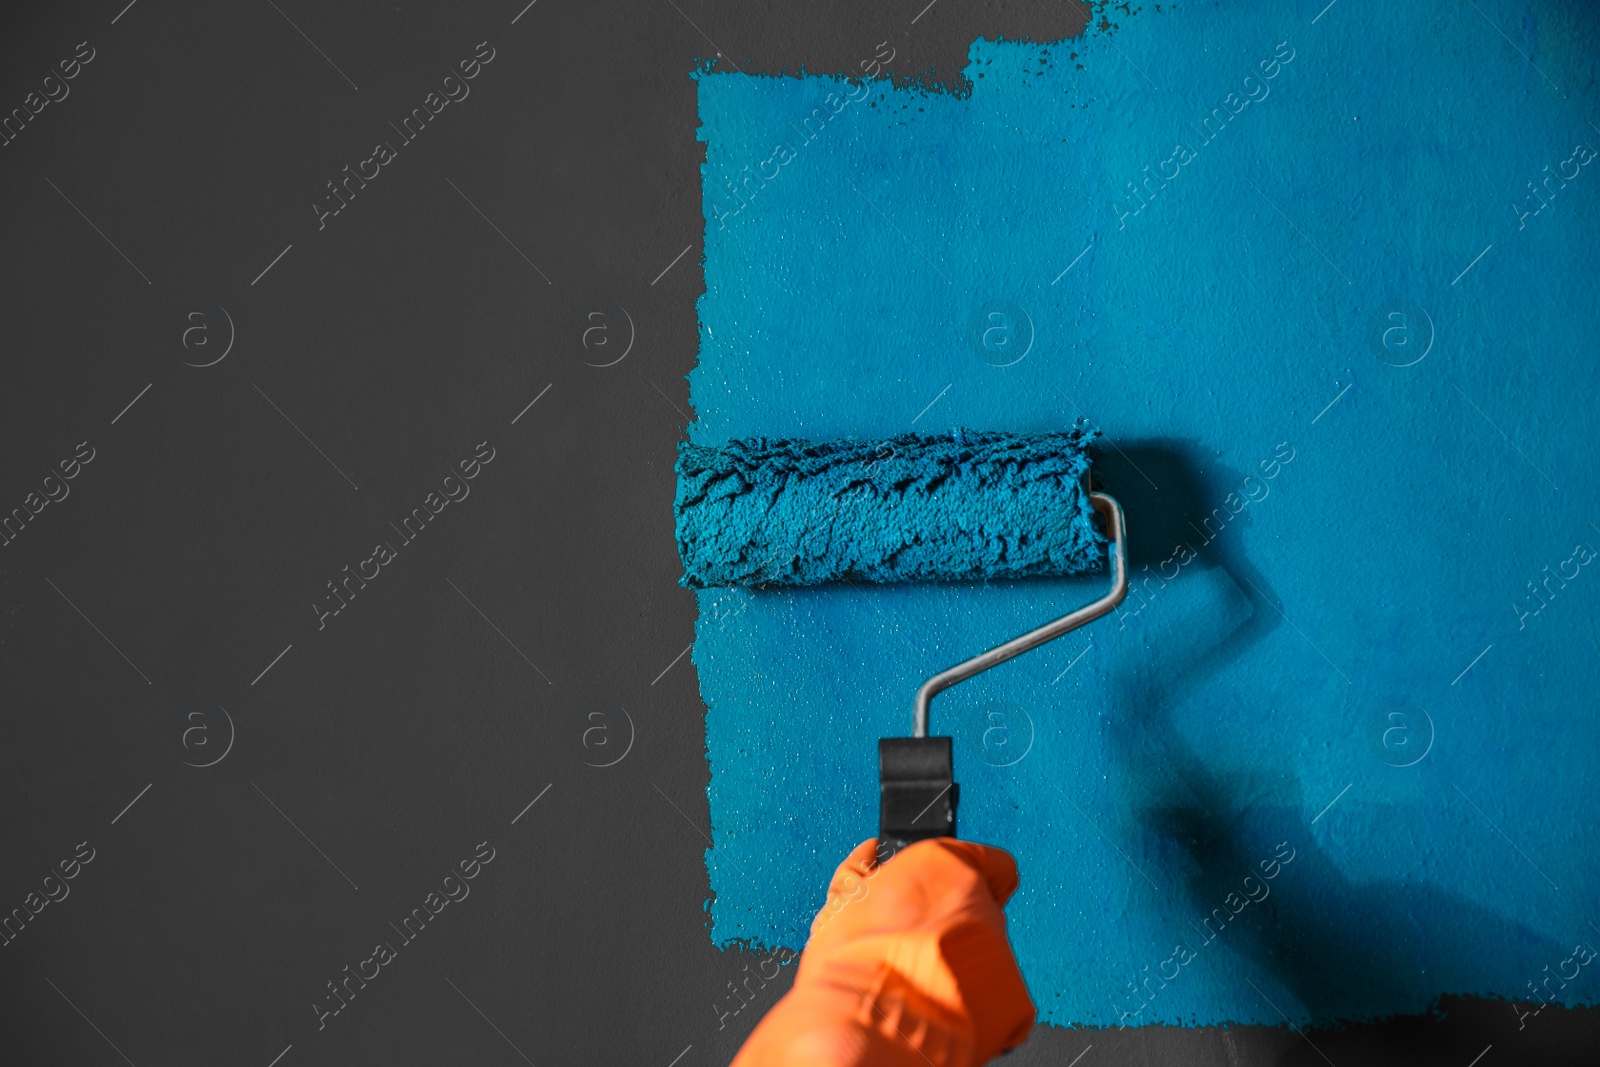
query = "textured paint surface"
xmin=689 ymin=1 xmax=1600 ymax=1027
xmin=674 ymin=428 xmax=1102 ymax=588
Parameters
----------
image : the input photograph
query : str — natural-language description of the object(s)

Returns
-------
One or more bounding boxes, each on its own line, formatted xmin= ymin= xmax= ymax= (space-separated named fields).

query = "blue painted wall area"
xmin=688 ymin=1 xmax=1599 ymax=1027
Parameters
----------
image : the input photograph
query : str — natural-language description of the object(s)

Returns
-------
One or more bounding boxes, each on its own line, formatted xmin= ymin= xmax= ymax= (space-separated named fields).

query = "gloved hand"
xmin=731 ymin=837 xmax=1035 ymax=1067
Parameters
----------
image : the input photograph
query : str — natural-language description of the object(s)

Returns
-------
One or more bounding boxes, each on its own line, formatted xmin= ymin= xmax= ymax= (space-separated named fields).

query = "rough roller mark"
xmin=690 ymin=0 xmax=1600 ymax=1031
xmin=674 ymin=428 xmax=1103 ymax=588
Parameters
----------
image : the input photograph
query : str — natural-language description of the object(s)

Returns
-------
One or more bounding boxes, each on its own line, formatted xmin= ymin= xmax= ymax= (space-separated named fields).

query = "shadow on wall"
xmin=1088 ymin=441 xmax=1568 ymax=1033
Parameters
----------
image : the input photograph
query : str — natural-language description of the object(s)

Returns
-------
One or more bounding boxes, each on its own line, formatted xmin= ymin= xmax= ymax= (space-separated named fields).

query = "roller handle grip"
xmin=878 ymin=736 xmax=958 ymax=863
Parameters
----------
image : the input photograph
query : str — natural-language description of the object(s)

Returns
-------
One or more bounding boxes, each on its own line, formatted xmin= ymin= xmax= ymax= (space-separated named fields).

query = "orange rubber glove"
xmin=731 ymin=837 xmax=1035 ymax=1067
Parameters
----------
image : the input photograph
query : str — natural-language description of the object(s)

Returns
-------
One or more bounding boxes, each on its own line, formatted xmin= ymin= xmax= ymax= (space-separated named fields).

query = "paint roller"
xmin=674 ymin=427 xmax=1127 ymax=860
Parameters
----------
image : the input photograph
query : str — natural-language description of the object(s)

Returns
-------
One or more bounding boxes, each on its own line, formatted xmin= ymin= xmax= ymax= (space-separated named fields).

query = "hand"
xmin=732 ymin=837 xmax=1035 ymax=1067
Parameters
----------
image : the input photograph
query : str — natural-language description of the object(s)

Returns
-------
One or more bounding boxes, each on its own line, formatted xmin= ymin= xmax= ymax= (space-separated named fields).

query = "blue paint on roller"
xmin=689 ymin=0 xmax=1600 ymax=1028
xmin=674 ymin=428 xmax=1103 ymax=588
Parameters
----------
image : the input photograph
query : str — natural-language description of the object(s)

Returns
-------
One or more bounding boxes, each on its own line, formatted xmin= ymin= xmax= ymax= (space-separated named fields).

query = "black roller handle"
xmin=878 ymin=736 xmax=958 ymax=862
